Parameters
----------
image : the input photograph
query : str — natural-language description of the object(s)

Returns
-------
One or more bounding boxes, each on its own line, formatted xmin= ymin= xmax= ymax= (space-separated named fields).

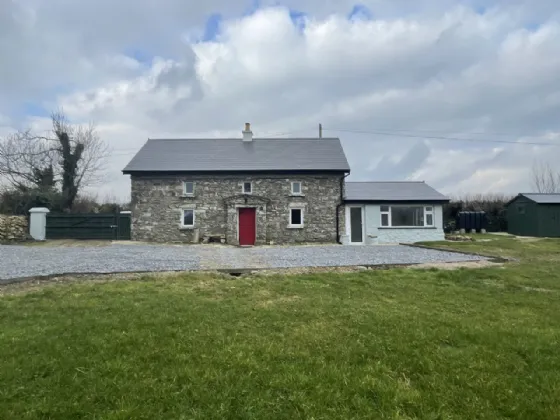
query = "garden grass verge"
xmin=1 ymin=236 xmax=560 ymax=419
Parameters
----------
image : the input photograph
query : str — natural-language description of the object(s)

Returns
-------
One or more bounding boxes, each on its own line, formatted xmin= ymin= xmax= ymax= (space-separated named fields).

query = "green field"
xmin=1 ymin=236 xmax=559 ymax=419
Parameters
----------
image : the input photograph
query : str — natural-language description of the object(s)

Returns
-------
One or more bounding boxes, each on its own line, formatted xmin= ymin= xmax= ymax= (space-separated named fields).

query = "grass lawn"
xmin=1 ymin=237 xmax=560 ymax=419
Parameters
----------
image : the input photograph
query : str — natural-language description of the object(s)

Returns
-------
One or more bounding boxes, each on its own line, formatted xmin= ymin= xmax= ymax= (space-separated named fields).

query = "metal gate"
xmin=46 ymin=213 xmax=131 ymax=240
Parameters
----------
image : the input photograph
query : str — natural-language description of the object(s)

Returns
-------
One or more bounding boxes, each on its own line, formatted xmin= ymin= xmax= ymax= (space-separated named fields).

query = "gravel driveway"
xmin=0 ymin=243 xmax=484 ymax=281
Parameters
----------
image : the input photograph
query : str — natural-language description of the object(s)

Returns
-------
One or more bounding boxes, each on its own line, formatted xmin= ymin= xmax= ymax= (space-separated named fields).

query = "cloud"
xmin=1 ymin=0 xmax=560 ymax=201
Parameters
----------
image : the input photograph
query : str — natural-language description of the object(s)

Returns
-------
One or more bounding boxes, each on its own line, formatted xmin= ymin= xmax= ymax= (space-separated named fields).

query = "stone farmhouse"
xmin=123 ymin=124 xmax=448 ymax=245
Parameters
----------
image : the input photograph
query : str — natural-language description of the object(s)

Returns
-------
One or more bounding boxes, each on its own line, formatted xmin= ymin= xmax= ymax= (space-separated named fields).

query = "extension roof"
xmin=344 ymin=181 xmax=449 ymax=202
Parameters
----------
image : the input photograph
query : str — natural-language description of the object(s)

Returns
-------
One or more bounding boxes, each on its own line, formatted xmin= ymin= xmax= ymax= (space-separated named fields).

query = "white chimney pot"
xmin=242 ymin=122 xmax=253 ymax=142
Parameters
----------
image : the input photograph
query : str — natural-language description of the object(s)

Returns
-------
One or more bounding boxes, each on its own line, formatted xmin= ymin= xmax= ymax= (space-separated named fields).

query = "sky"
xmin=1 ymin=0 xmax=560 ymax=201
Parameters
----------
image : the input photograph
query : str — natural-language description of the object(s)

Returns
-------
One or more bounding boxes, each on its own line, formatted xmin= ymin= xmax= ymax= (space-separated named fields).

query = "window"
xmin=380 ymin=206 xmax=390 ymax=227
xmin=289 ymin=208 xmax=304 ymax=227
xmin=425 ymin=206 xmax=434 ymax=226
xmin=183 ymin=181 xmax=194 ymax=196
xmin=380 ymin=206 xmax=435 ymax=227
xmin=517 ymin=205 xmax=526 ymax=215
xmin=291 ymin=181 xmax=302 ymax=195
xmin=392 ymin=206 xmax=424 ymax=226
xmin=181 ymin=209 xmax=194 ymax=227
xmin=243 ymin=182 xmax=252 ymax=194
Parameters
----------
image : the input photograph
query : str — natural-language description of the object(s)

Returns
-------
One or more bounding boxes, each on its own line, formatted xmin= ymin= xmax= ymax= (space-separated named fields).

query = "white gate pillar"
xmin=29 ymin=207 xmax=50 ymax=241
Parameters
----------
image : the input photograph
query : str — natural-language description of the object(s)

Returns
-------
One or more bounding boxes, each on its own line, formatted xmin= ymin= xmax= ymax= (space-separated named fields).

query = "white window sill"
xmin=290 ymin=194 xmax=305 ymax=197
xmin=379 ymin=226 xmax=436 ymax=230
xmin=179 ymin=226 xmax=195 ymax=230
xmin=287 ymin=225 xmax=304 ymax=229
xmin=181 ymin=194 xmax=195 ymax=198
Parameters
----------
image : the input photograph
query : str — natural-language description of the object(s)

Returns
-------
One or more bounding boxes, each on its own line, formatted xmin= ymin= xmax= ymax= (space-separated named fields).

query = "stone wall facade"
xmin=130 ymin=173 xmax=344 ymax=245
xmin=0 ymin=215 xmax=28 ymax=242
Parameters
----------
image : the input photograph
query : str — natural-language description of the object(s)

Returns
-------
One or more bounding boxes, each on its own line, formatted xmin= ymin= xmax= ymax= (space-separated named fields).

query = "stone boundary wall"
xmin=0 ymin=215 xmax=28 ymax=242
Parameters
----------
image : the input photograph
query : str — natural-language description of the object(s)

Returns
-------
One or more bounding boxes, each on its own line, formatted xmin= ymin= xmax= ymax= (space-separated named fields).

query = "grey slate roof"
xmin=517 ymin=193 xmax=560 ymax=204
xmin=345 ymin=181 xmax=449 ymax=202
xmin=122 ymin=138 xmax=350 ymax=173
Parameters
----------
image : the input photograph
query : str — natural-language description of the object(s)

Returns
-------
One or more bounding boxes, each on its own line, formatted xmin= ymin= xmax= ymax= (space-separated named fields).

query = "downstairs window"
xmin=289 ymin=208 xmax=304 ymax=227
xmin=380 ymin=206 xmax=435 ymax=227
xmin=182 ymin=209 xmax=195 ymax=227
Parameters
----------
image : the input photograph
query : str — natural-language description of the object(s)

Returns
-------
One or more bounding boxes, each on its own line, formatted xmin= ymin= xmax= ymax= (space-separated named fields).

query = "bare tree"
xmin=0 ymin=130 xmax=56 ymax=191
xmin=532 ymin=161 xmax=560 ymax=193
xmin=0 ymin=110 xmax=109 ymax=210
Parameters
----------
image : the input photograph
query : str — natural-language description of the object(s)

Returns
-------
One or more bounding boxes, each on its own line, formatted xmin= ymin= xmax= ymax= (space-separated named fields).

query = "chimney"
xmin=242 ymin=122 xmax=253 ymax=142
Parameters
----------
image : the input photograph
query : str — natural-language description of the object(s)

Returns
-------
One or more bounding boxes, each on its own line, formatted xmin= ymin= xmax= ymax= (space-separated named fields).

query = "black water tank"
xmin=457 ymin=211 xmax=487 ymax=232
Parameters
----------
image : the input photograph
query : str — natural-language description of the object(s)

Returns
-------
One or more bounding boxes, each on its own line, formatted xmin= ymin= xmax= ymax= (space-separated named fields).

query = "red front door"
xmin=238 ymin=208 xmax=256 ymax=246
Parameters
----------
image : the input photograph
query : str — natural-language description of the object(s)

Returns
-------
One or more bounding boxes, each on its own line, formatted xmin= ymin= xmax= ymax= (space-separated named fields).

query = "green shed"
xmin=507 ymin=193 xmax=560 ymax=237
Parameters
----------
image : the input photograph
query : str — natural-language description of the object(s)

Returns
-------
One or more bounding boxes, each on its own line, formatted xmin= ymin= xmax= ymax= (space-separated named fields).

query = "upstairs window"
xmin=183 ymin=181 xmax=194 ymax=196
xmin=291 ymin=181 xmax=302 ymax=195
xmin=243 ymin=182 xmax=252 ymax=194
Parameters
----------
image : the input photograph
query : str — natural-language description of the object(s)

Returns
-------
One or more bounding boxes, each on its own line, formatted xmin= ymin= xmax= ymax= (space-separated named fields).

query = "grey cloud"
xmin=371 ymin=141 xmax=432 ymax=179
xmin=0 ymin=0 xmax=248 ymax=113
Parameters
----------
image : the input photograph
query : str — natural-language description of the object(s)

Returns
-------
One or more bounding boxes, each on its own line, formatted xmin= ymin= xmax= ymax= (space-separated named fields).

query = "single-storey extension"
xmin=341 ymin=182 xmax=449 ymax=244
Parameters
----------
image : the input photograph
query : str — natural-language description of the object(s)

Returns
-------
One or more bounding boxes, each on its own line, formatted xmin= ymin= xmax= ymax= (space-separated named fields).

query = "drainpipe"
xmin=336 ymin=172 xmax=350 ymax=244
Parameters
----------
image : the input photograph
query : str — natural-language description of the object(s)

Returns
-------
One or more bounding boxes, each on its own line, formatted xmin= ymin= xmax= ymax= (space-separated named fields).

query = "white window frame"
xmin=380 ymin=205 xmax=435 ymax=228
xmin=424 ymin=206 xmax=434 ymax=227
xmin=181 ymin=208 xmax=195 ymax=228
xmin=242 ymin=181 xmax=252 ymax=194
xmin=291 ymin=181 xmax=302 ymax=195
xmin=289 ymin=207 xmax=304 ymax=228
xmin=380 ymin=205 xmax=390 ymax=227
xmin=183 ymin=181 xmax=194 ymax=196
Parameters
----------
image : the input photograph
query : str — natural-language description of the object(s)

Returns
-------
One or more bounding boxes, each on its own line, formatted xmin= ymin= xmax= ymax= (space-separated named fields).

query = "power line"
xmin=325 ymin=128 xmax=560 ymax=147
xmin=327 ymin=127 xmax=544 ymax=137
xmin=262 ymin=128 xmax=317 ymax=137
